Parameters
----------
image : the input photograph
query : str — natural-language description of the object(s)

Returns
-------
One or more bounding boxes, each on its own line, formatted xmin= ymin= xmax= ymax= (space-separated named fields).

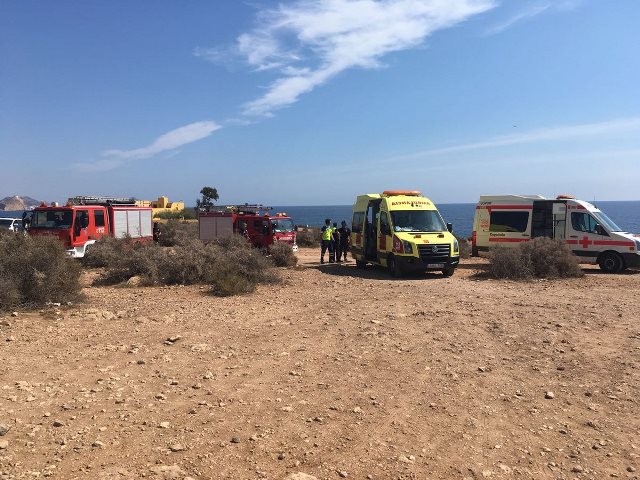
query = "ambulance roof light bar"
xmin=67 ymin=196 xmax=138 ymax=206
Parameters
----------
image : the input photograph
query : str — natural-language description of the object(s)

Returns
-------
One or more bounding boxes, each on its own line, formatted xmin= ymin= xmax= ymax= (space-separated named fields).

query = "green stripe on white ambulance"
xmin=472 ymin=194 xmax=640 ymax=272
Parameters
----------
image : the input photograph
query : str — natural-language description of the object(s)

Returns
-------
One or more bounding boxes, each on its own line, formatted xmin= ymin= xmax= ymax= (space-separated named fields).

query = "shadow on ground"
xmin=310 ymin=262 xmax=448 ymax=280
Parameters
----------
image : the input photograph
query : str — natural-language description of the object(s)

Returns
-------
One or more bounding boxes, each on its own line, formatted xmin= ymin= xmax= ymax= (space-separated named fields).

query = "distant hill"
xmin=0 ymin=195 xmax=42 ymax=211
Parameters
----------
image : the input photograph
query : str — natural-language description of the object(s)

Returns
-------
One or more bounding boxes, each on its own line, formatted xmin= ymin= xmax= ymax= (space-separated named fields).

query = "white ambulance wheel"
xmin=598 ymin=252 xmax=624 ymax=273
xmin=442 ymin=266 xmax=455 ymax=277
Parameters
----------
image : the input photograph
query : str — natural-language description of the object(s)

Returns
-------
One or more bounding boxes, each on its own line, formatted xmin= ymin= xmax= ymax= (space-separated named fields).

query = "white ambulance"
xmin=472 ymin=195 xmax=640 ymax=272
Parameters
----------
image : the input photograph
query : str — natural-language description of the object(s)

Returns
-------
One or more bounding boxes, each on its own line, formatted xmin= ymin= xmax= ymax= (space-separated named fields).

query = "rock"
xmin=0 ymin=440 xmax=8 ymax=450
xmin=126 ymin=276 xmax=142 ymax=286
xmin=353 ymin=406 xmax=363 ymax=414
xmin=92 ymin=440 xmax=105 ymax=448
xmin=11 ymin=312 xmax=18 ymax=317
xmin=283 ymin=474 xmax=318 ymax=480
xmin=53 ymin=420 xmax=65 ymax=427
xmin=278 ymin=452 xmax=285 ymax=460
xmin=149 ymin=464 xmax=185 ymax=479
xmin=544 ymin=391 xmax=555 ymax=399
xmin=136 ymin=359 xmax=146 ymax=365
xmin=231 ymin=436 xmax=240 ymax=444
xmin=571 ymin=465 xmax=583 ymax=473
xmin=627 ymin=466 xmax=637 ymax=473
xmin=337 ymin=471 xmax=348 ymax=478
xmin=159 ymin=422 xmax=170 ymax=429
xmin=169 ymin=443 xmax=185 ymax=452
xmin=0 ymin=423 xmax=10 ymax=436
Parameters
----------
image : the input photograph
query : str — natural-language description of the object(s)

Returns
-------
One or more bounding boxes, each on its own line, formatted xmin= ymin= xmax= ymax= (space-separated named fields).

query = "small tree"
xmin=195 ymin=186 xmax=219 ymax=212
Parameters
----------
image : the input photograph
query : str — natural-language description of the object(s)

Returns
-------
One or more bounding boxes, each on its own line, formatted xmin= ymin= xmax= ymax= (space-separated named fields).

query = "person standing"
xmin=153 ymin=222 xmax=162 ymax=243
xmin=337 ymin=220 xmax=351 ymax=262
xmin=320 ymin=218 xmax=333 ymax=264
xmin=330 ymin=222 xmax=338 ymax=263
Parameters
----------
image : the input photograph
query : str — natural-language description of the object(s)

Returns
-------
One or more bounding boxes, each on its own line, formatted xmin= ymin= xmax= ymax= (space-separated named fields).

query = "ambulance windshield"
xmin=271 ymin=218 xmax=294 ymax=233
xmin=592 ymin=211 xmax=623 ymax=232
xmin=31 ymin=210 xmax=73 ymax=229
xmin=391 ymin=210 xmax=447 ymax=233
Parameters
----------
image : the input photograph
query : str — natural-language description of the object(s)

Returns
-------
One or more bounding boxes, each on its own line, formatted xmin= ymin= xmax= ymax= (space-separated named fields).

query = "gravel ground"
xmin=0 ymin=249 xmax=638 ymax=480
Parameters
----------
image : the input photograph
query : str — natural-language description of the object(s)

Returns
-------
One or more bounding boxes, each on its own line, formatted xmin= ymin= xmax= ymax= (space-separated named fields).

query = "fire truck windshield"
xmin=271 ymin=218 xmax=294 ymax=233
xmin=391 ymin=210 xmax=447 ymax=233
xmin=31 ymin=210 xmax=73 ymax=229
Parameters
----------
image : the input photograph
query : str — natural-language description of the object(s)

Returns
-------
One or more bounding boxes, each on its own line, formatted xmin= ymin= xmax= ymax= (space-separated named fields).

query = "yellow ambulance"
xmin=350 ymin=191 xmax=460 ymax=277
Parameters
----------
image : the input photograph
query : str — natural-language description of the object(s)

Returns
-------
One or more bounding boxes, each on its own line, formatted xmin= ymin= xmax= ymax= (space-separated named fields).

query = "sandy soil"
xmin=0 ymin=248 xmax=639 ymax=480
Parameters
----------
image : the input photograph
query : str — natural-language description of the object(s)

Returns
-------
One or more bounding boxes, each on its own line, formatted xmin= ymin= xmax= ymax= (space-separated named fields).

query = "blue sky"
xmin=1 ymin=0 xmax=639 ymax=205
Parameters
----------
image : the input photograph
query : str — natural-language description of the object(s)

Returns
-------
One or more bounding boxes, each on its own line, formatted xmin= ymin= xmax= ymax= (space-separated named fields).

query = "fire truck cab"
xmin=29 ymin=196 xmax=153 ymax=258
xmin=199 ymin=205 xmax=297 ymax=250
xmin=351 ymin=191 xmax=460 ymax=277
xmin=472 ymin=194 xmax=640 ymax=272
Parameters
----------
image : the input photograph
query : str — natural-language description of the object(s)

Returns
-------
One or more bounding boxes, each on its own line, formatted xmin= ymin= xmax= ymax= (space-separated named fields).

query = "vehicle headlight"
xmin=402 ymin=240 xmax=413 ymax=254
xmin=454 ymin=239 xmax=459 ymax=253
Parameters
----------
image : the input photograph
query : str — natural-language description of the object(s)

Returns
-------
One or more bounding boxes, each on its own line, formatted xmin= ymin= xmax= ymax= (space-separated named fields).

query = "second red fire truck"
xmin=199 ymin=204 xmax=297 ymax=250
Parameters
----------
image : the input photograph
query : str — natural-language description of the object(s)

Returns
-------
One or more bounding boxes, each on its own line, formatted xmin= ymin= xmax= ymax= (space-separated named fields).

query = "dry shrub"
xmin=296 ymin=229 xmax=319 ymax=247
xmin=0 ymin=232 xmax=81 ymax=310
xmin=158 ymin=220 xmax=198 ymax=247
xmin=93 ymin=234 xmax=279 ymax=296
xmin=82 ymin=235 xmax=129 ymax=268
xmin=489 ymin=237 xmax=583 ymax=280
xmin=455 ymin=235 xmax=471 ymax=259
xmin=269 ymin=242 xmax=298 ymax=267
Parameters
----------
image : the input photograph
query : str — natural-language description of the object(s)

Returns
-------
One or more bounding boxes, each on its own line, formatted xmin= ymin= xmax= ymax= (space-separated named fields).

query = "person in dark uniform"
xmin=330 ymin=222 xmax=338 ymax=262
xmin=153 ymin=222 xmax=161 ymax=243
xmin=336 ymin=220 xmax=351 ymax=262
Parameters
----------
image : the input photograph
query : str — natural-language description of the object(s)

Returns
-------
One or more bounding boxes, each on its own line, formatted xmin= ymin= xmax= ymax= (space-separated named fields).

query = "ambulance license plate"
xmin=427 ymin=263 xmax=445 ymax=268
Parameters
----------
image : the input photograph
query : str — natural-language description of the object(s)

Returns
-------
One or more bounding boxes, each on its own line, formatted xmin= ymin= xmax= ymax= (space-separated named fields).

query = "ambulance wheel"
xmin=387 ymin=255 xmax=403 ymax=278
xmin=598 ymin=252 xmax=624 ymax=273
xmin=355 ymin=258 xmax=367 ymax=269
xmin=442 ymin=266 xmax=455 ymax=277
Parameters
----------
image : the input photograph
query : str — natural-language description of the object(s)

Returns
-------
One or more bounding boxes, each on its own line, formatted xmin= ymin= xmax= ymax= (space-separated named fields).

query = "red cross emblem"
xmin=580 ymin=235 xmax=591 ymax=248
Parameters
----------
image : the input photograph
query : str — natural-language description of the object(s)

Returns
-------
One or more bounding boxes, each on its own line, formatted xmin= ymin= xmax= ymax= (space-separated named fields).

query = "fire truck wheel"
xmin=387 ymin=255 xmax=403 ymax=278
xmin=598 ymin=252 xmax=624 ymax=273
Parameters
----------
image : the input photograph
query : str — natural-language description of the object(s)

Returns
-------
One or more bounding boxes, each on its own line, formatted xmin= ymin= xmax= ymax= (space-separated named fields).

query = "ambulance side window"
xmin=571 ymin=212 xmax=598 ymax=234
xmin=489 ymin=211 xmax=529 ymax=233
xmin=379 ymin=212 xmax=391 ymax=235
xmin=352 ymin=212 xmax=364 ymax=233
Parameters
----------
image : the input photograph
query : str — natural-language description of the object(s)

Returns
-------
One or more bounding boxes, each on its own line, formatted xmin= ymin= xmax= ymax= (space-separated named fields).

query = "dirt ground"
xmin=1 ymin=248 xmax=639 ymax=480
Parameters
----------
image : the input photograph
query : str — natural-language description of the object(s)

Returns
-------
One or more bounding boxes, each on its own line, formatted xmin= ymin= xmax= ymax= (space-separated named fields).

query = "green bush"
xmin=154 ymin=209 xmax=197 ymax=220
xmin=296 ymin=229 xmax=319 ymax=247
xmin=269 ymin=242 xmax=298 ymax=267
xmin=488 ymin=237 xmax=583 ymax=280
xmin=0 ymin=232 xmax=82 ymax=310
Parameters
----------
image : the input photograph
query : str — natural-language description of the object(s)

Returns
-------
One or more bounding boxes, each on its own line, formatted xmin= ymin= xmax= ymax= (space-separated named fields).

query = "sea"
xmin=4 ymin=201 xmax=639 ymax=239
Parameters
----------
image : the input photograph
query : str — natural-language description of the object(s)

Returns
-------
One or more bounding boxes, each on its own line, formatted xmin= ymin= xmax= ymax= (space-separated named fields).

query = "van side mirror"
xmin=595 ymin=224 xmax=606 ymax=236
xmin=446 ymin=223 xmax=453 ymax=233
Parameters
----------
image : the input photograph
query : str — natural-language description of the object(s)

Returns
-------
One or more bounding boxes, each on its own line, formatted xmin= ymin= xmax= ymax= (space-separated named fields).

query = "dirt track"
xmin=1 ymin=248 xmax=639 ymax=480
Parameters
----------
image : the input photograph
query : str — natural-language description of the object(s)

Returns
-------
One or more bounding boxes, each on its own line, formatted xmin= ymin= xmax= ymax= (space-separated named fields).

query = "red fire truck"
xmin=29 ymin=196 xmax=153 ymax=258
xmin=199 ymin=204 xmax=297 ymax=250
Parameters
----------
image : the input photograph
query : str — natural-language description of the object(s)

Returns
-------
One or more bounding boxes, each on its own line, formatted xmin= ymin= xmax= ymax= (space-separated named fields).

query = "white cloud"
xmin=203 ymin=0 xmax=496 ymax=117
xmin=484 ymin=0 xmax=582 ymax=35
xmin=76 ymin=121 xmax=221 ymax=172
xmin=381 ymin=117 xmax=640 ymax=162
